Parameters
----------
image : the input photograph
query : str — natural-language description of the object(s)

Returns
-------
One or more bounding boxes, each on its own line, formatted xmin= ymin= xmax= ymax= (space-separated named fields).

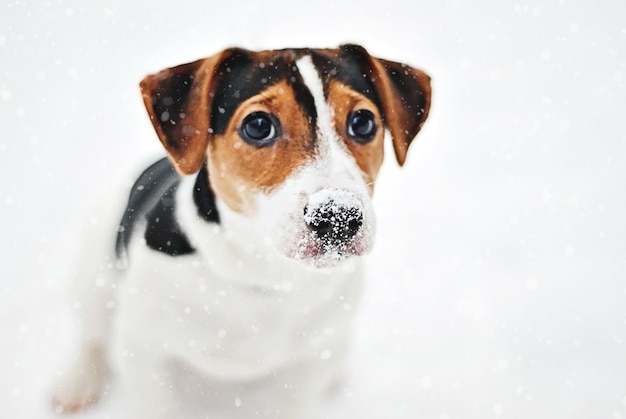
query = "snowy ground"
xmin=1 ymin=0 xmax=625 ymax=418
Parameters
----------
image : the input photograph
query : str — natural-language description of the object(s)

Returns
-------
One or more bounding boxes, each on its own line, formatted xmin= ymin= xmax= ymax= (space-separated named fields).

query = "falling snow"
xmin=1 ymin=1 xmax=626 ymax=419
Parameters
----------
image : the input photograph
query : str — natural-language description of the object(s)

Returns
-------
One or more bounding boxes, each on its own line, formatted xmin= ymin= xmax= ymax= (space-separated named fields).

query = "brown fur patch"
xmin=207 ymin=80 xmax=314 ymax=213
xmin=327 ymin=81 xmax=385 ymax=192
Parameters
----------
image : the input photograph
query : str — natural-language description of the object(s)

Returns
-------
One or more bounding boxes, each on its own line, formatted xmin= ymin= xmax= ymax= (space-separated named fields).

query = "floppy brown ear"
xmin=372 ymin=58 xmax=431 ymax=166
xmin=140 ymin=51 xmax=228 ymax=175
xmin=340 ymin=45 xmax=431 ymax=166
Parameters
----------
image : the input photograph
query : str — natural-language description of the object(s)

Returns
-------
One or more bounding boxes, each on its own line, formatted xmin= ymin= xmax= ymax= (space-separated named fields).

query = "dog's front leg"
xmin=51 ymin=342 xmax=110 ymax=413
xmin=51 ymin=188 xmax=127 ymax=412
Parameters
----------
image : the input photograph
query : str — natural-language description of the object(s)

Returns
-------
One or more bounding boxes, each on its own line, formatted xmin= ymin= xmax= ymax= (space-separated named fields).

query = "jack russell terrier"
xmin=51 ymin=44 xmax=431 ymax=419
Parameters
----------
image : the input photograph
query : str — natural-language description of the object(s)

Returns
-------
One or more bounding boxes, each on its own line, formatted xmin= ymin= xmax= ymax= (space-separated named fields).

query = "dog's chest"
xmin=115 ymin=241 xmax=363 ymax=379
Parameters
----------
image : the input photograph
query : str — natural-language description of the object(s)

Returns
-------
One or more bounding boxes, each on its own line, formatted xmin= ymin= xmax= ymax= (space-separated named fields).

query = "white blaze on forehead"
xmin=295 ymin=55 xmax=359 ymax=180
xmin=295 ymin=55 xmax=336 ymax=141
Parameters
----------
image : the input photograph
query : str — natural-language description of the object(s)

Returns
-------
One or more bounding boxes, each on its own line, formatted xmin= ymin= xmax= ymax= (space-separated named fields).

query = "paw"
xmin=51 ymin=345 xmax=110 ymax=414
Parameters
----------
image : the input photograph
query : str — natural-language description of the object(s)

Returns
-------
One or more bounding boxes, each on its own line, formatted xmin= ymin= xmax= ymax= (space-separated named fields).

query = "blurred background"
xmin=1 ymin=0 xmax=625 ymax=417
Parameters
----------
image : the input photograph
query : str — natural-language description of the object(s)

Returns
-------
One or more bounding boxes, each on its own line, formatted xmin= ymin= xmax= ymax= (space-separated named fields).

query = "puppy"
xmin=51 ymin=44 xmax=431 ymax=419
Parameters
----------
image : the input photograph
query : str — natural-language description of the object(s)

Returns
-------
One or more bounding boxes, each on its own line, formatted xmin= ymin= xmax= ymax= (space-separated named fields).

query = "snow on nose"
xmin=303 ymin=188 xmax=363 ymax=245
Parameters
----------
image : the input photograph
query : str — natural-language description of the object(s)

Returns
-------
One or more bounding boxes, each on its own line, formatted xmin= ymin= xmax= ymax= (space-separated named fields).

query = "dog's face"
xmin=140 ymin=45 xmax=431 ymax=267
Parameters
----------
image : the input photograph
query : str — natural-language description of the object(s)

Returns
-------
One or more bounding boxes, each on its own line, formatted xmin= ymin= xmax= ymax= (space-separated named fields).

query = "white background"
xmin=1 ymin=0 xmax=625 ymax=418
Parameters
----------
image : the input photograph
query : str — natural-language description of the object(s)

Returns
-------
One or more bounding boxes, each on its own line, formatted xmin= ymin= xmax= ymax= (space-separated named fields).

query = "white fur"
xmin=52 ymin=55 xmax=376 ymax=419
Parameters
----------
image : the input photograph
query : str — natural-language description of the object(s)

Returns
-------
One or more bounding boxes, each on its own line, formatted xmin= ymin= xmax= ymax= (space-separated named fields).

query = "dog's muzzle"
xmin=287 ymin=187 xmax=372 ymax=266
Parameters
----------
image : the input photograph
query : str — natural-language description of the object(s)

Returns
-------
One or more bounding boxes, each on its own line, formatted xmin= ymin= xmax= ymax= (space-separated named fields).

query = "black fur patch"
xmin=142 ymin=180 xmax=195 ymax=257
xmin=193 ymin=163 xmax=220 ymax=223
xmin=310 ymin=47 xmax=382 ymax=112
xmin=210 ymin=49 xmax=317 ymax=137
xmin=115 ymin=157 xmax=219 ymax=263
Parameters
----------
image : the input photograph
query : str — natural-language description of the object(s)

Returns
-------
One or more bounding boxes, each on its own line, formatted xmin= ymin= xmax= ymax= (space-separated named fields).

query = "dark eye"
xmin=346 ymin=109 xmax=377 ymax=143
xmin=239 ymin=112 xmax=281 ymax=146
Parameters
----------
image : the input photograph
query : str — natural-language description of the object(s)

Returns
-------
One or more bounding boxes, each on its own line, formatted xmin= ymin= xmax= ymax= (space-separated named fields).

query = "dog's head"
xmin=140 ymin=45 xmax=431 ymax=268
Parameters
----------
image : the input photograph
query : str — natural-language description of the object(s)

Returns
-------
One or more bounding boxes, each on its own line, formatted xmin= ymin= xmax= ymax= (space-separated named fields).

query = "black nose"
xmin=304 ymin=192 xmax=363 ymax=243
